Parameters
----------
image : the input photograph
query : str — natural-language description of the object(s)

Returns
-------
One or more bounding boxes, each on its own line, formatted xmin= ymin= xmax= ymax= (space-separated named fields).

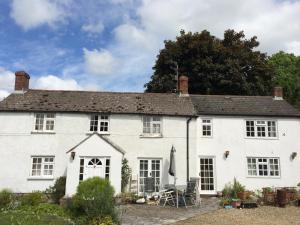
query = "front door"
xmin=83 ymin=157 xmax=104 ymax=180
xmin=139 ymin=159 xmax=161 ymax=193
xmin=199 ymin=157 xmax=216 ymax=194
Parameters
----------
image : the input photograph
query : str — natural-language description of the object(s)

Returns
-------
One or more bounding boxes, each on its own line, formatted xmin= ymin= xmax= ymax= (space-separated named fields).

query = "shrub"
xmin=46 ymin=176 xmax=66 ymax=204
xmin=221 ymin=178 xmax=245 ymax=199
xmin=70 ymin=177 xmax=118 ymax=223
xmin=121 ymin=158 xmax=131 ymax=192
xmin=21 ymin=191 xmax=44 ymax=206
xmin=0 ymin=189 xmax=12 ymax=209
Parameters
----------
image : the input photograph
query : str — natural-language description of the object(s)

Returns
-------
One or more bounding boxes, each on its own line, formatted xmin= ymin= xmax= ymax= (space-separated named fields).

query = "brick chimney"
xmin=178 ymin=75 xmax=189 ymax=95
xmin=15 ymin=71 xmax=30 ymax=91
xmin=273 ymin=86 xmax=283 ymax=100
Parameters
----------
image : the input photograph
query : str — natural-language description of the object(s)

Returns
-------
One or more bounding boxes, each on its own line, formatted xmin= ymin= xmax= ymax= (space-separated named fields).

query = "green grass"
xmin=0 ymin=210 xmax=73 ymax=225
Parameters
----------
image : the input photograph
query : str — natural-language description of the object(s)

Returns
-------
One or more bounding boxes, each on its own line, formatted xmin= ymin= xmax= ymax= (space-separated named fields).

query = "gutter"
xmin=186 ymin=117 xmax=192 ymax=182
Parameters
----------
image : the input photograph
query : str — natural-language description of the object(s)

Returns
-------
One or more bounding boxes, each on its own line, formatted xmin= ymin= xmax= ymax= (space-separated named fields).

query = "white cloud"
xmin=0 ymin=68 xmax=14 ymax=100
xmin=34 ymin=75 xmax=82 ymax=90
xmin=132 ymin=0 xmax=300 ymax=55
xmin=81 ymin=22 xmax=104 ymax=34
xmin=285 ymin=41 xmax=300 ymax=56
xmin=10 ymin=0 xmax=69 ymax=30
xmin=83 ymin=48 xmax=118 ymax=76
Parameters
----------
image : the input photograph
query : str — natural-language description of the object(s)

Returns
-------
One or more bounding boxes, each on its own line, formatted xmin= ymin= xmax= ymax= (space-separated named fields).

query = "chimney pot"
xmin=273 ymin=86 xmax=283 ymax=100
xmin=178 ymin=75 xmax=189 ymax=95
xmin=15 ymin=71 xmax=30 ymax=91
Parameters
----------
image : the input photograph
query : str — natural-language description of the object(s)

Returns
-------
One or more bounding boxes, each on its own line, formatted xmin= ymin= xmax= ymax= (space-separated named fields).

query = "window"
xmin=34 ymin=113 xmax=55 ymax=132
xmin=139 ymin=159 xmax=161 ymax=193
xmin=246 ymin=120 xmax=277 ymax=138
xmin=89 ymin=115 xmax=109 ymax=133
xmin=79 ymin=158 xmax=84 ymax=181
xmin=31 ymin=156 xmax=54 ymax=177
xmin=247 ymin=157 xmax=280 ymax=177
xmin=105 ymin=159 xmax=110 ymax=179
xmin=202 ymin=119 xmax=212 ymax=137
xmin=142 ymin=116 xmax=162 ymax=135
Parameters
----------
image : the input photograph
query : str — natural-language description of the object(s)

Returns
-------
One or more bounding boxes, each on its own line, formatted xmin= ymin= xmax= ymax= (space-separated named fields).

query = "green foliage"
xmin=0 ymin=189 xmax=12 ymax=210
xmin=0 ymin=210 xmax=72 ymax=225
xmin=145 ymin=29 xmax=274 ymax=96
xmin=219 ymin=197 xmax=232 ymax=206
xmin=21 ymin=191 xmax=44 ymax=206
xmin=121 ymin=158 xmax=131 ymax=192
xmin=20 ymin=203 xmax=68 ymax=218
xmin=222 ymin=178 xmax=245 ymax=199
xmin=69 ymin=177 xmax=118 ymax=223
xmin=46 ymin=176 xmax=66 ymax=204
xmin=89 ymin=216 xmax=116 ymax=225
xmin=268 ymin=51 xmax=300 ymax=110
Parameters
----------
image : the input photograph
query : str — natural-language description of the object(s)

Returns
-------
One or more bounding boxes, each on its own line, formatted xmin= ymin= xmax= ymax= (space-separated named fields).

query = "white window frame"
xmin=89 ymin=114 xmax=110 ymax=134
xmin=201 ymin=118 xmax=213 ymax=137
xmin=30 ymin=156 xmax=55 ymax=179
xmin=33 ymin=113 xmax=56 ymax=132
xmin=141 ymin=116 xmax=162 ymax=136
xmin=245 ymin=119 xmax=278 ymax=139
xmin=246 ymin=157 xmax=280 ymax=178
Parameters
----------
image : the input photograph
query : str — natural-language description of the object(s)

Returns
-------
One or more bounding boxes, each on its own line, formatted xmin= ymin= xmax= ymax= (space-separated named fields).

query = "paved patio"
xmin=120 ymin=197 xmax=219 ymax=225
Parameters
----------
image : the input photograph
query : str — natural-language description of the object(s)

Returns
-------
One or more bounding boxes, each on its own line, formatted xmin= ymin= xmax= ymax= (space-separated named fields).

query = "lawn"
xmin=0 ymin=210 xmax=72 ymax=225
xmin=172 ymin=206 xmax=300 ymax=225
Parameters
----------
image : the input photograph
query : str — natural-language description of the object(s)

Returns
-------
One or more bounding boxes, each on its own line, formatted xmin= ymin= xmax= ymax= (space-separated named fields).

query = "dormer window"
xmin=34 ymin=113 xmax=55 ymax=132
xmin=89 ymin=115 xmax=109 ymax=133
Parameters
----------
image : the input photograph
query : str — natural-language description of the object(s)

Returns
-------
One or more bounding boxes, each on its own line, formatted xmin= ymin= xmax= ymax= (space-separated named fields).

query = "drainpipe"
xmin=186 ymin=117 xmax=192 ymax=182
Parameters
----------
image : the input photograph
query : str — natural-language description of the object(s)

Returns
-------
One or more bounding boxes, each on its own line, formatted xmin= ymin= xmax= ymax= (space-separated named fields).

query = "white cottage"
xmin=0 ymin=71 xmax=299 ymax=196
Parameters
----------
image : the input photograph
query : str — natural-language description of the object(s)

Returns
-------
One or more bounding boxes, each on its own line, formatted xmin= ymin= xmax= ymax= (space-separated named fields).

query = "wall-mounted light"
xmin=71 ymin=152 xmax=76 ymax=160
xmin=291 ymin=152 xmax=297 ymax=160
xmin=224 ymin=150 xmax=230 ymax=159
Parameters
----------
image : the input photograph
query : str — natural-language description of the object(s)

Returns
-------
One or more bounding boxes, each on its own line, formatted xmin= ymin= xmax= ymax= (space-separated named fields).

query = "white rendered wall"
xmin=196 ymin=116 xmax=300 ymax=193
xmin=0 ymin=112 xmax=191 ymax=194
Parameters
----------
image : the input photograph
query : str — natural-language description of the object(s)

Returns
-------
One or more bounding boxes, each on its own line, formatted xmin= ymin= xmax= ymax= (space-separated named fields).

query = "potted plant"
xmin=263 ymin=187 xmax=276 ymax=205
xmin=220 ymin=198 xmax=232 ymax=208
xmin=231 ymin=198 xmax=241 ymax=208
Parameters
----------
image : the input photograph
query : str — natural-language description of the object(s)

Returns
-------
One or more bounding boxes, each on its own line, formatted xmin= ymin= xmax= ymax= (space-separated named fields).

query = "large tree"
xmin=268 ymin=51 xmax=300 ymax=109
xmin=145 ymin=30 xmax=274 ymax=95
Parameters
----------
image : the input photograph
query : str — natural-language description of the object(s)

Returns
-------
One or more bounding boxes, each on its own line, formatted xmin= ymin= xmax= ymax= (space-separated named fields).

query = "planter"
xmin=277 ymin=189 xmax=287 ymax=207
xmin=237 ymin=191 xmax=251 ymax=201
xmin=286 ymin=189 xmax=297 ymax=201
xmin=231 ymin=200 xmax=241 ymax=208
xmin=263 ymin=189 xmax=276 ymax=205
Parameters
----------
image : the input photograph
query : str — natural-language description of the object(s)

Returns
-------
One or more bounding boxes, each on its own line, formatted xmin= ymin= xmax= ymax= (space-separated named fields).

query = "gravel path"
xmin=171 ymin=206 xmax=300 ymax=225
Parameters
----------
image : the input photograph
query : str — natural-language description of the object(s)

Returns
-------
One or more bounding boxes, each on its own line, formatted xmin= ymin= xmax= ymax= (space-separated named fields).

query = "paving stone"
xmin=120 ymin=197 xmax=219 ymax=225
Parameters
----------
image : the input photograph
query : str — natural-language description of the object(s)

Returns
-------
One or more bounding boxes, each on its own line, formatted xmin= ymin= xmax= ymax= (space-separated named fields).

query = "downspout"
xmin=186 ymin=117 xmax=192 ymax=182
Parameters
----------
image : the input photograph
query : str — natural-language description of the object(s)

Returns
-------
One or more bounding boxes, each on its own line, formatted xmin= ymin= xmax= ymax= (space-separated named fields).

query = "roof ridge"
xmin=26 ymin=89 xmax=177 ymax=95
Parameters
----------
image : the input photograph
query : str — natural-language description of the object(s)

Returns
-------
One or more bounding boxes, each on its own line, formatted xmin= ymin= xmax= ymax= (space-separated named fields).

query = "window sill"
xmin=201 ymin=135 xmax=213 ymax=138
xmin=246 ymin=176 xmax=281 ymax=179
xmin=140 ymin=134 xmax=163 ymax=138
xmin=86 ymin=132 xmax=110 ymax=135
xmin=27 ymin=177 xmax=54 ymax=181
xmin=244 ymin=137 xmax=279 ymax=140
xmin=31 ymin=131 xmax=56 ymax=134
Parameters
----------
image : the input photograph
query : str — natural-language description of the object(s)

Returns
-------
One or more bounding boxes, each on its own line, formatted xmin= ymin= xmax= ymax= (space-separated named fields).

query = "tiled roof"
xmin=191 ymin=95 xmax=300 ymax=117
xmin=0 ymin=89 xmax=299 ymax=117
xmin=0 ymin=89 xmax=195 ymax=116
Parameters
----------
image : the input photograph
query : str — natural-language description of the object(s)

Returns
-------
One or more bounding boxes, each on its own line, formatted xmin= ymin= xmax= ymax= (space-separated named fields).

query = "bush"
xmin=121 ymin=158 xmax=131 ymax=192
xmin=46 ymin=176 xmax=66 ymax=204
xmin=69 ymin=177 xmax=118 ymax=224
xmin=0 ymin=189 xmax=12 ymax=209
xmin=21 ymin=191 xmax=44 ymax=206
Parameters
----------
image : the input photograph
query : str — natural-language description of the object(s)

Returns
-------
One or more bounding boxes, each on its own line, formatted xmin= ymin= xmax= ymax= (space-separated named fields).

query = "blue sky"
xmin=0 ymin=0 xmax=300 ymax=99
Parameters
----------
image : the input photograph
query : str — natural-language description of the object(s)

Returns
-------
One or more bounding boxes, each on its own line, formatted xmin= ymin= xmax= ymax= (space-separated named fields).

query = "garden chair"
xmin=183 ymin=180 xmax=197 ymax=206
xmin=157 ymin=184 xmax=175 ymax=207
